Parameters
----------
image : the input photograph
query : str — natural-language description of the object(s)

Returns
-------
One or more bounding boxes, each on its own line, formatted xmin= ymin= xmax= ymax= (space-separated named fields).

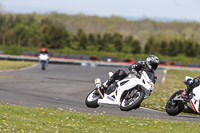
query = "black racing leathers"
xmin=186 ymin=76 xmax=200 ymax=93
xmin=129 ymin=61 xmax=157 ymax=84
xmin=40 ymin=51 xmax=48 ymax=54
xmin=128 ymin=61 xmax=146 ymax=72
xmin=105 ymin=61 xmax=157 ymax=87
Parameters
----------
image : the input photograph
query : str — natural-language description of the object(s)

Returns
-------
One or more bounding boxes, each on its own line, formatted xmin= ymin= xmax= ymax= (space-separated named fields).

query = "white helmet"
xmin=146 ymin=55 xmax=159 ymax=72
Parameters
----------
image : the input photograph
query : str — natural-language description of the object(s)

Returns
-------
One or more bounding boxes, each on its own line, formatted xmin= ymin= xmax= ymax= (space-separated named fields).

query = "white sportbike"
xmin=85 ymin=70 xmax=156 ymax=111
xmin=166 ymin=76 xmax=200 ymax=115
xmin=39 ymin=53 xmax=49 ymax=70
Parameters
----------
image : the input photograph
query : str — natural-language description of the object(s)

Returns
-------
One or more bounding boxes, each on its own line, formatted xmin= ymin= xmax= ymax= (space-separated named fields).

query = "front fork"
xmin=40 ymin=60 xmax=46 ymax=66
xmin=95 ymin=78 xmax=104 ymax=98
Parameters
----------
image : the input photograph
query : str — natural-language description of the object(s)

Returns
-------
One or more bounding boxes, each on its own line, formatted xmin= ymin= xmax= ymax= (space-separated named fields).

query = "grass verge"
xmin=0 ymin=104 xmax=200 ymax=133
xmin=0 ymin=61 xmax=36 ymax=70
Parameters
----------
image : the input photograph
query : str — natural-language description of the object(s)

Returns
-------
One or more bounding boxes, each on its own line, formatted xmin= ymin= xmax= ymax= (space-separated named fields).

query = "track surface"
xmin=0 ymin=64 xmax=200 ymax=122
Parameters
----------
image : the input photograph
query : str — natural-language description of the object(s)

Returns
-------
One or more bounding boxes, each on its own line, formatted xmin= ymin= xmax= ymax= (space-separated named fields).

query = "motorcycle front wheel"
xmin=41 ymin=61 xmax=46 ymax=70
xmin=85 ymin=89 xmax=100 ymax=108
xmin=42 ymin=65 xmax=46 ymax=70
xmin=120 ymin=89 xmax=144 ymax=111
xmin=166 ymin=90 xmax=184 ymax=116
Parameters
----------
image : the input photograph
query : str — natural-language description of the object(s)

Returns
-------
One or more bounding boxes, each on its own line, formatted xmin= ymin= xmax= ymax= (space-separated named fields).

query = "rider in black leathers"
xmin=102 ymin=55 xmax=160 ymax=90
xmin=182 ymin=76 xmax=200 ymax=97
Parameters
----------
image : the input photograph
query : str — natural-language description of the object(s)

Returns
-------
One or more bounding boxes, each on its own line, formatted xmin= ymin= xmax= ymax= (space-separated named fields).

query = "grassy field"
xmin=0 ymin=60 xmax=36 ymax=70
xmin=0 ymin=104 xmax=200 ymax=133
xmin=1 ymin=61 xmax=200 ymax=132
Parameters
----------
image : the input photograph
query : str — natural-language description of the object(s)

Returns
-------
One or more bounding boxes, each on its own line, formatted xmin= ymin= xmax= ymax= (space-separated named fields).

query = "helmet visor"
xmin=151 ymin=63 xmax=158 ymax=71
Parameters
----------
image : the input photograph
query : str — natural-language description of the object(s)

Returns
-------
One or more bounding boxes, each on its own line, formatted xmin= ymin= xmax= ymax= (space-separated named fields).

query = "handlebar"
xmin=129 ymin=70 xmax=141 ymax=79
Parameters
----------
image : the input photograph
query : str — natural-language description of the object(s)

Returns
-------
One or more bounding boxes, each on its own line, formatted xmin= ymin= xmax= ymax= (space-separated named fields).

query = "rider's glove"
xmin=181 ymin=90 xmax=187 ymax=98
xmin=130 ymin=69 xmax=136 ymax=75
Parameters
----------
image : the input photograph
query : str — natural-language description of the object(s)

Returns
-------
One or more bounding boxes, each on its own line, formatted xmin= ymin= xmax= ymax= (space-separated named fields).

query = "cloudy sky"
xmin=1 ymin=0 xmax=200 ymax=22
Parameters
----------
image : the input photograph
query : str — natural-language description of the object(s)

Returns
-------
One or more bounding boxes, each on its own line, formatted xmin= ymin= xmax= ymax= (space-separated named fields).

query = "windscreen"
xmin=144 ymin=70 xmax=156 ymax=84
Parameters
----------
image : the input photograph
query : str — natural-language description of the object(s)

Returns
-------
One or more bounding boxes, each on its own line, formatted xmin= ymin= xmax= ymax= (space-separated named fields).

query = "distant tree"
xmin=79 ymin=32 xmax=88 ymax=50
xmin=96 ymin=33 xmax=104 ymax=51
xmin=121 ymin=35 xmax=134 ymax=53
xmin=144 ymin=36 xmax=155 ymax=54
xmin=124 ymin=35 xmax=133 ymax=45
xmin=177 ymin=40 xmax=184 ymax=54
xmin=24 ymin=15 xmax=36 ymax=25
xmin=113 ymin=32 xmax=123 ymax=51
xmin=76 ymin=28 xmax=88 ymax=50
xmin=159 ymin=40 xmax=168 ymax=56
xmin=40 ymin=18 xmax=53 ymax=26
xmin=102 ymin=33 xmax=115 ymax=51
xmin=102 ymin=33 xmax=112 ymax=44
xmin=14 ymin=23 xmax=38 ymax=46
xmin=167 ymin=40 xmax=178 ymax=56
xmin=87 ymin=33 xmax=98 ymax=50
xmin=70 ymin=36 xmax=79 ymax=50
xmin=88 ymin=33 xmax=96 ymax=44
xmin=4 ymin=29 xmax=17 ymax=46
xmin=131 ymin=39 xmax=141 ymax=54
xmin=193 ymin=43 xmax=199 ymax=57
xmin=38 ymin=23 xmax=67 ymax=49
xmin=184 ymin=39 xmax=196 ymax=57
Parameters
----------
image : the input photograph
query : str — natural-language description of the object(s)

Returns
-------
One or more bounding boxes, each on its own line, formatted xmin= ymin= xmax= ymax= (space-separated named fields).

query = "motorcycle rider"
xmin=39 ymin=47 xmax=49 ymax=59
xmin=102 ymin=55 xmax=160 ymax=91
xmin=182 ymin=76 xmax=200 ymax=97
xmin=39 ymin=47 xmax=49 ymax=64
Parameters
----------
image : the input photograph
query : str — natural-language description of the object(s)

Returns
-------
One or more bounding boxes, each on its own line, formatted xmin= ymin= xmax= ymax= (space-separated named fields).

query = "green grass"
xmin=0 ymin=61 xmax=36 ymax=70
xmin=0 ymin=104 xmax=200 ymax=133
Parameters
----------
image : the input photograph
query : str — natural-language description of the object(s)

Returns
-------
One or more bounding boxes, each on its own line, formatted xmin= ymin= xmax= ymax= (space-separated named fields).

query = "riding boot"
xmin=103 ymin=77 xmax=115 ymax=90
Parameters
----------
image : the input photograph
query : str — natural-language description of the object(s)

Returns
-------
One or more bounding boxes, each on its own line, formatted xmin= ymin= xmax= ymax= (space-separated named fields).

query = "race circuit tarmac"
xmin=0 ymin=64 xmax=200 ymax=122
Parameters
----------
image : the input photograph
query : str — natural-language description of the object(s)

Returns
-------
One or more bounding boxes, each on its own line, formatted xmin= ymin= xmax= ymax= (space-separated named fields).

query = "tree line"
xmin=0 ymin=13 xmax=200 ymax=57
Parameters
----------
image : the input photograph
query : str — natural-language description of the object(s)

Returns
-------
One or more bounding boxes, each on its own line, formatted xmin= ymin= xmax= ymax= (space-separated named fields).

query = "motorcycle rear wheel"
xmin=120 ymin=89 xmax=144 ymax=111
xmin=166 ymin=90 xmax=184 ymax=116
xmin=85 ymin=89 xmax=100 ymax=108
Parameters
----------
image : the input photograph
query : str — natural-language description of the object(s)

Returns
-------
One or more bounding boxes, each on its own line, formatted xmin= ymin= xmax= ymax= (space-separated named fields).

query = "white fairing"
xmin=190 ymin=86 xmax=200 ymax=113
xmin=39 ymin=53 xmax=49 ymax=61
xmin=97 ymin=71 xmax=155 ymax=106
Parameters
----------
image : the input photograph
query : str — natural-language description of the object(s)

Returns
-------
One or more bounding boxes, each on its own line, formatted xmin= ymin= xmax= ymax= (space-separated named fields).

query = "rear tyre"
xmin=85 ymin=89 xmax=100 ymax=108
xmin=120 ymin=89 xmax=144 ymax=111
xmin=166 ymin=90 xmax=184 ymax=116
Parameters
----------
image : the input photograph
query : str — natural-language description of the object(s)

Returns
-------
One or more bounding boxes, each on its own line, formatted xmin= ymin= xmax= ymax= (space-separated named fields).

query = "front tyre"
xmin=41 ymin=61 xmax=46 ymax=70
xmin=42 ymin=65 xmax=46 ymax=70
xmin=85 ymin=89 xmax=100 ymax=108
xmin=120 ymin=90 xmax=144 ymax=111
xmin=166 ymin=90 xmax=184 ymax=116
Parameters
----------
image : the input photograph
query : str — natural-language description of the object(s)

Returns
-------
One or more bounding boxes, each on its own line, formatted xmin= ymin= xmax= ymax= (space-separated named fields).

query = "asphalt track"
xmin=0 ymin=64 xmax=200 ymax=122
